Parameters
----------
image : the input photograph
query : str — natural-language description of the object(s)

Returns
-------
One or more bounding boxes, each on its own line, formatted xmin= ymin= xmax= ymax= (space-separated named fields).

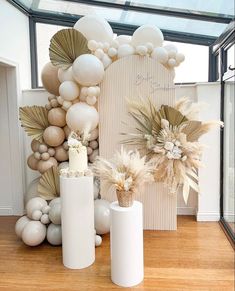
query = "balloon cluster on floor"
xmin=18 ymin=15 xmax=185 ymax=246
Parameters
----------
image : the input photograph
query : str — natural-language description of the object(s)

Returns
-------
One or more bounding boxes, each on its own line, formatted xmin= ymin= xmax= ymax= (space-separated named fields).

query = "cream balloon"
xmin=49 ymin=202 xmax=61 ymax=225
xmin=66 ymin=102 xmax=99 ymax=133
xmin=151 ymin=47 xmax=168 ymax=64
xmin=117 ymin=44 xmax=135 ymax=58
xmin=58 ymin=67 xmax=75 ymax=83
xmin=27 ymin=154 xmax=39 ymax=171
xmin=72 ymin=54 xmax=104 ymax=86
xmin=59 ymin=81 xmax=79 ymax=101
xmin=49 ymin=197 xmax=61 ymax=208
xmin=41 ymin=62 xmax=61 ymax=96
xmin=47 ymin=223 xmax=62 ymax=245
xmin=175 ymin=52 xmax=185 ymax=63
xmin=22 ymin=221 xmax=47 ymax=246
xmin=132 ymin=24 xmax=163 ymax=47
xmin=48 ymin=108 xmax=66 ymax=127
xmin=26 ymin=197 xmax=48 ymax=219
xmin=43 ymin=126 xmax=65 ymax=147
xmin=37 ymin=157 xmax=58 ymax=174
xmin=94 ymin=199 xmax=111 ymax=235
xmin=116 ymin=35 xmax=132 ymax=45
xmin=15 ymin=216 xmax=31 ymax=238
xmin=74 ymin=15 xmax=113 ymax=43
xmin=95 ymin=235 xmax=102 ymax=247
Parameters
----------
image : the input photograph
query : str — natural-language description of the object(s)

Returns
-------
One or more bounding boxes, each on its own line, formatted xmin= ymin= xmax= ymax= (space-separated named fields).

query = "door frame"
xmin=0 ymin=57 xmax=25 ymax=215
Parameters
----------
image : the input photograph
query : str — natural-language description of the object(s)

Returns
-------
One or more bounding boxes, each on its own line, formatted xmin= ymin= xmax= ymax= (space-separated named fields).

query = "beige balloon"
xmin=48 ymin=108 xmax=66 ymax=127
xmin=41 ymin=62 xmax=61 ymax=96
xmin=54 ymin=145 xmax=68 ymax=162
xmin=31 ymin=139 xmax=40 ymax=152
xmin=43 ymin=126 xmax=65 ymax=147
xmin=37 ymin=157 xmax=58 ymax=174
xmin=63 ymin=125 xmax=71 ymax=139
xmin=27 ymin=154 xmax=39 ymax=170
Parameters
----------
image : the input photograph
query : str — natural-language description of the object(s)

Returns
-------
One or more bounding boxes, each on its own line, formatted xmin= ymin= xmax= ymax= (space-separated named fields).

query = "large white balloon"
xmin=72 ymin=54 xmax=104 ymax=86
xmin=58 ymin=67 xmax=75 ymax=83
xmin=21 ymin=221 xmax=46 ymax=246
xmin=47 ymin=223 xmax=62 ymax=245
xmin=59 ymin=81 xmax=79 ymax=101
xmin=66 ymin=102 xmax=99 ymax=133
xmin=15 ymin=216 xmax=31 ymax=238
xmin=26 ymin=197 xmax=47 ymax=219
xmin=94 ymin=199 xmax=110 ymax=235
xmin=132 ymin=24 xmax=163 ymax=48
xmin=74 ymin=15 xmax=113 ymax=43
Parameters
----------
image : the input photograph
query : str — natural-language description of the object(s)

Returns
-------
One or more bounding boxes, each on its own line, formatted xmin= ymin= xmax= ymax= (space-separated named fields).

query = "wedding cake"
xmin=68 ymin=136 xmax=88 ymax=172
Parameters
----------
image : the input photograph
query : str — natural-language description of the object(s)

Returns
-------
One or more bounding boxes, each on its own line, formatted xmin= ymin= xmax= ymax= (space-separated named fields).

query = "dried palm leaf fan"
xmin=19 ymin=106 xmax=49 ymax=142
xmin=49 ymin=28 xmax=91 ymax=69
xmin=158 ymin=105 xmax=188 ymax=126
xmin=38 ymin=166 xmax=60 ymax=200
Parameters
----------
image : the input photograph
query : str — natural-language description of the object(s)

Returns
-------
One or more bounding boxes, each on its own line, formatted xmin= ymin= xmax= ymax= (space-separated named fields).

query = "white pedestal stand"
xmin=110 ymin=201 xmax=144 ymax=287
xmin=60 ymin=176 xmax=95 ymax=269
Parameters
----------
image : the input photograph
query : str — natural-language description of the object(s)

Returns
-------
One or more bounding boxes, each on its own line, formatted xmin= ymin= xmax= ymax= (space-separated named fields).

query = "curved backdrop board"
xmin=99 ymin=55 xmax=177 ymax=230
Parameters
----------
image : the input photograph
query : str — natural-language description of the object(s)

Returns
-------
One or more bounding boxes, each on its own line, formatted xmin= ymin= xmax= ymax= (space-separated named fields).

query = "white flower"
xmin=161 ymin=119 xmax=169 ymax=129
xmin=68 ymin=138 xmax=82 ymax=148
xmin=164 ymin=141 xmax=174 ymax=151
xmin=175 ymin=140 xmax=181 ymax=147
xmin=166 ymin=152 xmax=174 ymax=159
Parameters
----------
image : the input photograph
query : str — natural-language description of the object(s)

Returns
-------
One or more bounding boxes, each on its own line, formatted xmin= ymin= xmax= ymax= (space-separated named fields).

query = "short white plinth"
xmin=110 ymin=201 xmax=144 ymax=287
xmin=60 ymin=176 xmax=95 ymax=269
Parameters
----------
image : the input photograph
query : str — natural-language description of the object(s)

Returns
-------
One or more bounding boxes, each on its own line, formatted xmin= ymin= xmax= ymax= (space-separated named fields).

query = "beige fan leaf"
xmin=158 ymin=105 xmax=188 ymax=126
xmin=38 ymin=166 xmax=60 ymax=200
xmin=19 ymin=106 xmax=49 ymax=142
xmin=181 ymin=120 xmax=202 ymax=141
xmin=49 ymin=28 xmax=91 ymax=69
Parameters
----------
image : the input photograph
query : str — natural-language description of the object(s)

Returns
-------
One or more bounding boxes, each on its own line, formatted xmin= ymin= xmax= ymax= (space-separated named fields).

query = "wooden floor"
xmin=0 ymin=216 xmax=234 ymax=291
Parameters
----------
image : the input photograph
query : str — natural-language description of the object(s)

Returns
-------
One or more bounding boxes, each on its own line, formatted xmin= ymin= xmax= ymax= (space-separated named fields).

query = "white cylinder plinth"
xmin=60 ymin=176 xmax=95 ymax=269
xmin=110 ymin=201 xmax=144 ymax=287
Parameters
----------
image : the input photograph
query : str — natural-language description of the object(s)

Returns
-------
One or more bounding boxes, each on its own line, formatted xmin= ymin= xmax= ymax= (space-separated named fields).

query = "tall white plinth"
xmin=60 ymin=176 xmax=95 ymax=269
xmin=110 ymin=201 xmax=144 ymax=287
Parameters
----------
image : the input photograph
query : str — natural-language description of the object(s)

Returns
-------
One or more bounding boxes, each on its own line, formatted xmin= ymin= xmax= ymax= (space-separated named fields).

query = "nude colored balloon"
xmin=31 ymin=139 xmax=40 ymax=152
xmin=37 ymin=157 xmax=58 ymax=174
xmin=66 ymin=102 xmax=99 ymax=132
xmin=15 ymin=216 xmax=31 ymax=238
xmin=63 ymin=125 xmax=71 ymax=139
xmin=74 ymin=15 xmax=113 ymax=43
xmin=88 ymin=128 xmax=99 ymax=141
xmin=41 ymin=62 xmax=61 ymax=96
xmin=22 ymin=221 xmax=46 ymax=246
xmin=26 ymin=197 xmax=48 ymax=219
xmin=27 ymin=154 xmax=39 ymax=171
xmin=72 ymin=54 xmax=104 ymax=86
xmin=132 ymin=24 xmax=164 ymax=48
xmin=48 ymin=108 xmax=66 ymax=127
xmin=43 ymin=126 xmax=65 ymax=147
xmin=54 ymin=145 xmax=68 ymax=162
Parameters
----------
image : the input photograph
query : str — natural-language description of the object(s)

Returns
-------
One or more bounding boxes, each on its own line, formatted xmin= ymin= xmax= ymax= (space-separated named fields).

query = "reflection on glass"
xmin=223 ymin=80 xmax=235 ymax=235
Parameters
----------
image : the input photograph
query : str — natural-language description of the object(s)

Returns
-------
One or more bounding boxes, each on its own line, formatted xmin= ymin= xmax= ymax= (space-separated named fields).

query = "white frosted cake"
xmin=68 ymin=136 xmax=88 ymax=172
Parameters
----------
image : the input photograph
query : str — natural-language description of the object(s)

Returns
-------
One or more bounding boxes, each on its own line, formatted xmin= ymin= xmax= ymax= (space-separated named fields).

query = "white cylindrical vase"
xmin=110 ymin=201 xmax=144 ymax=287
xmin=60 ymin=176 xmax=95 ymax=269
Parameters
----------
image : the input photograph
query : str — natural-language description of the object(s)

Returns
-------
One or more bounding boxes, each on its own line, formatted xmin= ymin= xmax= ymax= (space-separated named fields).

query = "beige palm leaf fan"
xmin=158 ymin=105 xmax=188 ymax=126
xmin=19 ymin=106 xmax=49 ymax=142
xmin=38 ymin=166 xmax=60 ymax=200
xmin=49 ymin=28 xmax=91 ymax=69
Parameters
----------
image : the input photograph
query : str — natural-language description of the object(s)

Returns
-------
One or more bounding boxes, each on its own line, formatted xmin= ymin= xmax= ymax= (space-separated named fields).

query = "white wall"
xmin=22 ymin=83 xmax=221 ymax=219
xmin=0 ymin=0 xmax=31 ymax=89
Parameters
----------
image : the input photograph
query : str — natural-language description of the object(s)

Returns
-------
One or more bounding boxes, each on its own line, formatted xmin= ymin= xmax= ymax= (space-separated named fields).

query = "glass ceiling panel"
xmin=24 ymin=0 xmax=228 ymax=37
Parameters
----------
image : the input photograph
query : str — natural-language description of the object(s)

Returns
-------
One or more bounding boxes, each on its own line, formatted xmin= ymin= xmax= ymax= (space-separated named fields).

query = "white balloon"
xmin=74 ymin=15 xmax=113 ymax=43
xmin=72 ymin=54 xmax=104 ymax=86
xmin=116 ymin=35 xmax=132 ymax=45
xmin=168 ymin=58 xmax=177 ymax=67
xmin=49 ymin=197 xmax=61 ymax=208
xmin=66 ymin=102 xmax=99 ymax=132
xmin=88 ymin=39 xmax=98 ymax=51
xmin=87 ymin=86 xmax=97 ymax=97
xmin=40 ymin=213 xmax=50 ymax=224
xmin=32 ymin=210 xmax=42 ymax=221
xmin=101 ymin=54 xmax=112 ymax=69
xmin=164 ymin=44 xmax=178 ymax=55
xmin=146 ymin=42 xmax=154 ymax=53
xmin=136 ymin=45 xmax=148 ymax=56
xmin=94 ymin=199 xmax=110 ymax=235
xmin=62 ymin=100 xmax=72 ymax=111
xmin=175 ymin=52 xmax=185 ymax=63
xmin=47 ymin=223 xmax=62 ymax=245
xmin=49 ymin=202 xmax=61 ymax=225
xmin=151 ymin=47 xmax=168 ymax=64
xmin=107 ymin=47 xmax=117 ymax=58
xmin=42 ymin=205 xmax=51 ymax=214
xmin=117 ymin=44 xmax=135 ymax=58
xmin=26 ymin=197 xmax=47 ymax=219
xmin=15 ymin=216 xmax=31 ymax=238
xmin=94 ymin=48 xmax=105 ymax=60
xmin=132 ymin=24 xmax=164 ymax=47
xmin=59 ymin=81 xmax=79 ymax=101
xmin=86 ymin=95 xmax=97 ymax=106
xmin=22 ymin=221 xmax=46 ymax=246
xmin=95 ymin=235 xmax=102 ymax=247
xmin=58 ymin=67 xmax=75 ymax=83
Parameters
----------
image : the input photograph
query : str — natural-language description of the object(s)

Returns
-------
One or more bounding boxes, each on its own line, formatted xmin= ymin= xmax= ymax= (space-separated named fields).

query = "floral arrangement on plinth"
xmin=123 ymin=97 xmax=223 ymax=204
xmin=92 ymin=147 xmax=154 ymax=207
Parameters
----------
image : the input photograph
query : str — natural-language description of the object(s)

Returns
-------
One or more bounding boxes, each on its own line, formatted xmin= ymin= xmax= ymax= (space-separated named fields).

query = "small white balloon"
xmin=87 ymin=86 xmax=97 ymax=97
xmin=101 ymin=54 xmax=112 ymax=69
xmin=26 ymin=197 xmax=47 ymax=219
xmin=117 ymin=44 xmax=135 ymax=58
xmin=94 ymin=199 xmax=111 ymax=235
xmin=132 ymin=24 xmax=163 ymax=47
xmin=40 ymin=214 xmax=50 ymax=224
xmin=164 ymin=44 xmax=178 ymax=54
xmin=47 ymin=223 xmax=62 ymax=246
xmin=88 ymin=39 xmax=98 ymax=51
xmin=15 ymin=216 xmax=31 ymax=238
xmin=49 ymin=202 xmax=61 ymax=225
xmin=57 ymin=96 xmax=64 ymax=105
xmin=168 ymin=58 xmax=177 ymax=67
xmin=151 ymin=47 xmax=168 ymax=64
xmin=94 ymin=48 xmax=105 ymax=60
xmin=136 ymin=45 xmax=148 ymax=56
xmin=108 ymin=47 xmax=117 ymax=58
xmin=58 ymin=67 xmax=75 ymax=83
xmin=146 ymin=42 xmax=154 ymax=53
xmin=21 ymin=221 xmax=46 ymax=246
xmin=62 ymin=100 xmax=72 ymax=111
xmin=86 ymin=95 xmax=97 ymax=106
xmin=175 ymin=52 xmax=185 ymax=63
xmin=66 ymin=102 xmax=99 ymax=133
xmin=59 ymin=81 xmax=79 ymax=101
xmin=103 ymin=42 xmax=110 ymax=52
xmin=42 ymin=205 xmax=51 ymax=214
xmin=111 ymin=39 xmax=119 ymax=49
xmin=95 ymin=235 xmax=102 ymax=247
xmin=72 ymin=54 xmax=105 ymax=86
xmin=32 ymin=210 xmax=43 ymax=221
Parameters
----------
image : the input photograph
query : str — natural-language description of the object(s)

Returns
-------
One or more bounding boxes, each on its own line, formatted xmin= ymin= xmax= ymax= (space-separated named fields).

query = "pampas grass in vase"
xmin=92 ymin=147 xmax=154 ymax=207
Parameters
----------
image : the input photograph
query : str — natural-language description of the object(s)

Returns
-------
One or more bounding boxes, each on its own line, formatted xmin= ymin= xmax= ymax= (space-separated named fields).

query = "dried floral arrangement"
xmin=122 ymin=97 xmax=223 ymax=204
xmin=92 ymin=147 xmax=154 ymax=207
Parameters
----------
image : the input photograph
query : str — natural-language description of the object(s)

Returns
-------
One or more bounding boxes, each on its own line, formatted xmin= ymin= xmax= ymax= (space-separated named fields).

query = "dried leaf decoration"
xmin=49 ymin=28 xmax=91 ymax=69
xmin=159 ymin=105 xmax=188 ymax=126
xmin=38 ymin=166 xmax=60 ymax=200
xmin=19 ymin=106 xmax=49 ymax=142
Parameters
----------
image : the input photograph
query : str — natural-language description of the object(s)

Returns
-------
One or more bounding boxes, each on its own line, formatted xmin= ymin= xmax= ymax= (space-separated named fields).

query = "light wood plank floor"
xmin=0 ymin=216 xmax=234 ymax=291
